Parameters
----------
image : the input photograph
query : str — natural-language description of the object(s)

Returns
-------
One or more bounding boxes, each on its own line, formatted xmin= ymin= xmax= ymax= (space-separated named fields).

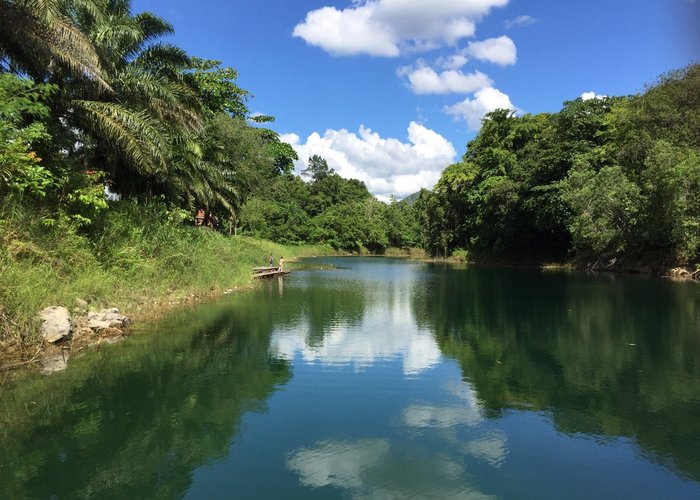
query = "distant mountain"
xmin=399 ymin=191 xmax=421 ymax=205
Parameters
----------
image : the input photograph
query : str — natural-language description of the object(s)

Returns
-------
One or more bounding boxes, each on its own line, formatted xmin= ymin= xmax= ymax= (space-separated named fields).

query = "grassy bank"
xmin=0 ymin=200 xmax=333 ymax=359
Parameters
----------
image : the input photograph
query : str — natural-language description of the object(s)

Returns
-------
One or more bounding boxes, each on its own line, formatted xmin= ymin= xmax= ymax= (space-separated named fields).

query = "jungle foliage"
xmin=0 ymin=0 xmax=419 ymax=254
xmin=420 ymin=65 xmax=700 ymax=269
xmin=0 ymin=0 xmax=302 ymax=228
xmin=240 ymin=155 xmax=420 ymax=252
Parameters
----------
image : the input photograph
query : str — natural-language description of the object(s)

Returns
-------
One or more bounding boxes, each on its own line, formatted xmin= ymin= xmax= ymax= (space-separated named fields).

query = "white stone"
xmin=39 ymin=306 xmax=72 ymax=343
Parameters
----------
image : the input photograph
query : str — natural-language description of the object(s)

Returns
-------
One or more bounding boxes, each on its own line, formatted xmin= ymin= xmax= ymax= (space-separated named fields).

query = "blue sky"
xmin=134 ymin=0 xmax=698 ymax=199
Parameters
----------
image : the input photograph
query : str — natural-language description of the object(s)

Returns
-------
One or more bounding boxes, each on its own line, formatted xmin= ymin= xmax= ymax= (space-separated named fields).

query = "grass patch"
xmin=382 ymin=247 xmax=428 ymax=259
xmin=0 ymin=200 xmax=333 ymax=356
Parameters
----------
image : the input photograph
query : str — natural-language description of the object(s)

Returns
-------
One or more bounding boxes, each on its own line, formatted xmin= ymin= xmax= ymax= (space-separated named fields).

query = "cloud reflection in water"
xmin=270 ymin=282 xmax=441 ymax=375
xmin=285 ymin=438 xmax=495 ymax=499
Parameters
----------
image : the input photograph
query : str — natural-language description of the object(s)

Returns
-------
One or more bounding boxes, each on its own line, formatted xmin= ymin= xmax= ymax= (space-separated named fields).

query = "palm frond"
xmin=61 ymin=0 xmax=107 ymax=23
xmin=133 ymin=12 xmax=174 ymax=41
xmin=74 ymin=99 xmax=169 ymax=174
xmin=132 ymin=43 xmax=190 ymax=73
xmin=0 ymin=0 xmax=110 ymax=90
xmin=92 ymin=15 xmax=142 ymax=50
xmin=115 ymin=69 xmax=203 ymax=131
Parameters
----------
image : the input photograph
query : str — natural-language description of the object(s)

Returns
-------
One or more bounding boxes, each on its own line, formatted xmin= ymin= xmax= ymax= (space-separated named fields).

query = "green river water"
xmin=1 ymin=257 xmax=700 ymax=499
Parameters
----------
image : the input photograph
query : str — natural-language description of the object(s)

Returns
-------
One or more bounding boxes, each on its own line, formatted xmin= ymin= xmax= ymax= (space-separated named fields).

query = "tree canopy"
xmin=0 ymin=0 xmax=300 ymax=233
xmin=419 ymin=64 xmax=700 ymax=269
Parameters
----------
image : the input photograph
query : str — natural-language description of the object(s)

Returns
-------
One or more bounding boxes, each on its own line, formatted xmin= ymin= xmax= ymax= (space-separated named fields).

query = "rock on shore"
xmin=36 ymin=306 xmax=132 ymax=375
xmin=87 ymin=308 xmax=132 ymax=331
xmin=40 ymin=306 xmax=72 ymax=343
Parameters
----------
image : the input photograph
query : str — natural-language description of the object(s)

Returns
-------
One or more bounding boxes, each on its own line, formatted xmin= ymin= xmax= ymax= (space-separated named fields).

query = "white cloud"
xmin=465 ymin=36 xmax=517 ymax=65
xmin=436 ymin=53 xmax=470 ymax=70
xmin=430 ymin=35 xmax=516 ymax=74
xmin=293 ymin=0 xmax=510 ymax=57
xmin=281 ymin=122 xmax=456 ymax=199
xmin=292 ymin=6 xmax=400 ymax=56
xmin=580 ymin=91 xmax=607 ymax=101
xmin=504 ymin=14 xmax=537 ymax=29
xmin=445 ymin=86 xmax=516 ymax=130
xmin=399 ymin=63 xmax=493 ymax=94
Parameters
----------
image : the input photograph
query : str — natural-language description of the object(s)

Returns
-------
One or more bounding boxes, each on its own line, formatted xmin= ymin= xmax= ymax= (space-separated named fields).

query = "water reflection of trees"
xmin=0 ymin=298 xmax=293 ymax=499
xmin=413 ymin=265 xmax=700 ymax=480
xmin=0 ymin=276 xmax=372 ymax=499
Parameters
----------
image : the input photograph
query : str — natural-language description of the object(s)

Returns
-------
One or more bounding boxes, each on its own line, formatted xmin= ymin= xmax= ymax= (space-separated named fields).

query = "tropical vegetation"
xmin=0 ymin=0 xmax=698 ymax=354
xmin=418 ymin=65 xmax=700 ymax=270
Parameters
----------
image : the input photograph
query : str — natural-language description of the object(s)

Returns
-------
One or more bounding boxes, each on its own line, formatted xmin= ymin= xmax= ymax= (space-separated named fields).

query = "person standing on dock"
xmin=279 ymin=256 xmax=284 ymax=271
xmin=269 ymin=254 xmax=274 ymax=268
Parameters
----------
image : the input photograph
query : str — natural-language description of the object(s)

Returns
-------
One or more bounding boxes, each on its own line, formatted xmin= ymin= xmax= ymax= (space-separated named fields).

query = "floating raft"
xmin=253 ymin=266 xmax=290 ymax=278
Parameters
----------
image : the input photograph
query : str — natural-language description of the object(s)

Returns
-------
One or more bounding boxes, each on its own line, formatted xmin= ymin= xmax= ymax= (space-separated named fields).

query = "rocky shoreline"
xmin=0 ymin=284 xmax=252 ymax=378
xmin=36 ymin=305 xmax=133 ymax=374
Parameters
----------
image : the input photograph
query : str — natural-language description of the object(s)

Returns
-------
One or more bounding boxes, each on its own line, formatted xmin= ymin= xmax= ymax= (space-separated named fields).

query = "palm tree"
xmin=0 ymin=0 xmax=110 ymax=90
xmin=66 ymin=1 xmax=204 ymax=193
xmin=2 ymin=0 xmax=263 ymax=225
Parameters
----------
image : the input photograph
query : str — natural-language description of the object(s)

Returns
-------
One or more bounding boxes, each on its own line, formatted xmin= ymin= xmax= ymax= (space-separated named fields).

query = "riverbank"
xmin=429 ymin=250 xmax=699 ymax=282
xmin=0 ymin=200 xmax=333 ymax=369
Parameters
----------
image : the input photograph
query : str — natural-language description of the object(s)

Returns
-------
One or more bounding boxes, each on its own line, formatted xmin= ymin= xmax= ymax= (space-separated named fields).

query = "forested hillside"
xmin=240 ymin=155 xmax=420 ymax=251
xmin=418 ymin=65 xmax=699 ymax=270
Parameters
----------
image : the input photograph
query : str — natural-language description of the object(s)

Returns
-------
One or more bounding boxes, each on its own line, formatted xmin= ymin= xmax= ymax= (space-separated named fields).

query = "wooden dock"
xmin=253 ymin=266 xmax=290 ymax=278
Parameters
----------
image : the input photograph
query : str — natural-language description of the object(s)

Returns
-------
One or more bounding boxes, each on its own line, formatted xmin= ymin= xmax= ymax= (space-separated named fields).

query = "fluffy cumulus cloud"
xmin=292 ymin=6 xmax=400 ymax=56
xmin=293 ymin=0 xmax=510 ymax=56
xmin=416 ymin=34 xmax=515 ymax=75
xmin=280 ymin=122 xmax=456 ymax=199
xmin=465 ymin=36 xmax=517 ymax=65
xmin=445 ymin=86 xmax=516 ymax=130
xmin=580 ymin=91 xmax=607 ymax=100
xmin=398 ymin=63 xmax=493 ymax=94
xmin=436 ymin=53 xmax=470 ymax=70
xmin=431 ymin=35 xmax=516 ymax=71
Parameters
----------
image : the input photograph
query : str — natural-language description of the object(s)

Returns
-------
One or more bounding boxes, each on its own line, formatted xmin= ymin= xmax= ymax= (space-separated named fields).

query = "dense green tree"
xmin=561 ymin=163 xmax=642 ymax=264
xmin=311 ymin=199 xmax=388 ymax=252
xmin=186 ymin=57 xmax=249 ymax=118
xmin=638 ymin=141 xmax=700 ymax=263
xmin=418 ymin=64 xmax=699 ymax=268
xmin=302 ymin=154 xmax=334 ymax=181
xmin=68 ymin=1 xmax=203 ymax=192
xmin=384 ymin=197 xmax=420 ymax=248
xmin=0 ymin=74 xmax=55 ymax=196
xmin=414 ymin=189 xmax=451 ymax=257
xmin=238 ymin=154 xmax=404 ymax=252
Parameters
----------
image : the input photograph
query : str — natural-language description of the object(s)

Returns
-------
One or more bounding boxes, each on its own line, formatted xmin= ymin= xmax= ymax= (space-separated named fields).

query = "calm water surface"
xmin=2 ymin=257 xmax=700 ymax=499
